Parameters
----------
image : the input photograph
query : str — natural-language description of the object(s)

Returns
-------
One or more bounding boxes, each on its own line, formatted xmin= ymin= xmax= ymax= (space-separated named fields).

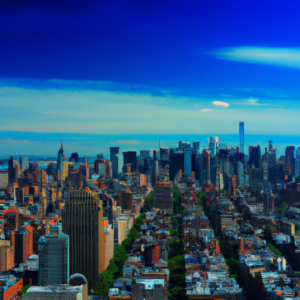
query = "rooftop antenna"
xmin=159 ymin=137 xmax=161 ymax=149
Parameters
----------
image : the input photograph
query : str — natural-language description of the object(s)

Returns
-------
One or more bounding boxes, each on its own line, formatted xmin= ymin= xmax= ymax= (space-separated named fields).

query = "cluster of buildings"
xmin=108 ymin=209 xmax=172 ymax=300
xmin=2 ymin=121 xmax=300 ymax=298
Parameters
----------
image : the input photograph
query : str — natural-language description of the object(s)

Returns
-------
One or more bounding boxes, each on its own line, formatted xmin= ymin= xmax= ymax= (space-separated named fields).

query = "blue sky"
xmin=0 ymin=0 xmax=300 ymax=156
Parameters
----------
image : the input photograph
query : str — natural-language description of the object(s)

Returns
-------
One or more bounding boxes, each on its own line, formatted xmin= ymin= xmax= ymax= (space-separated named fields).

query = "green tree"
xmin=226 ymin=258 xmax=241 ymax=278
xmin=21 ymin=285 xmax=30 ymax=295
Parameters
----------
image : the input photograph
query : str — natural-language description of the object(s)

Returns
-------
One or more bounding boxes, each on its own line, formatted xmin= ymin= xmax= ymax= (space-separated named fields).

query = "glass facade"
xmin=239 ymin=121 xmax=244 ymax=154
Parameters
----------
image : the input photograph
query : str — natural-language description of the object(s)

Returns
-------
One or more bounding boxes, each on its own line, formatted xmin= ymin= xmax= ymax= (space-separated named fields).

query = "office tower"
xmin=262 ymin=162 xmax=268 ymax=180
xmin=62 ymin=191 xmax=106 ymax=287
xmin=8 ymin=156 xmax=14 ymax=185
xmin=140 ymin=150 xmax=152 ymax=159
xmin=202 ymin=150 xmax=210 ymax=184
xmin=285 ymin=146 xmax=295 ymax=176
xmin=56 ymin=141 xmax=64 ymax=188
xmin=14 ymin=225 xmax=34 ymax=265
xmin=118 ymin=190 xmax=133 ymax=209
xmin=248 ymin=145 xmax=262 ymax=169
xmin=239 ymin=121 xmax=244 ymax=154
xmin=0 ymin=170 xmax=8 ymax=188
xmin=123 ymin=151 xmax=137 ymax=172
xmin=116 ymin=153 xmax=124 ymax=174
xmin=208 ymin=137 xmax=219 ymax=156
xmin=193 ymin=141 xmax=200 ymax=151
xmin=94 ymin=155 xmax=110 ymax=178
xmin=38 ymin=231 xmax=69 ymax=285
xmin=110 ymin=147 xmax=119 ymax=179
xmin=263 ymin=190 xmax=274 ymax=212
xmin=19 ymin=156 xmax=22 ymax=174
xmin=85 ymin=155 xmax=89 ymax=179
xmin=69 ymin=153 xmax=79 ymax=162
xmin=169 ymin=149 xmax=184 ymax=181
xmin=23 ymin=156 xmax=29 ymax=171
xmin=153 ymin=150 xmax=159 ymax=159
xmin=295 ymin=148 xmax=300 ymax=177
xmin=153 ymin=182 xmax=173 ymax=211
xmin=0 ymin=240 xmax=14 ymax=272
xmin=265 ymin=140 xmax=277 ymax=184
xmin=237 ymin=161 xmax=244 ymax=188
xmin=183 ymin=147 xmax=192 ymax=177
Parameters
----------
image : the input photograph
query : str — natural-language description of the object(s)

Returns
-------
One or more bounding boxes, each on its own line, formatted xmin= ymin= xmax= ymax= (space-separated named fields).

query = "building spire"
xmin=60 ymin=139 xmax=63 ymax=151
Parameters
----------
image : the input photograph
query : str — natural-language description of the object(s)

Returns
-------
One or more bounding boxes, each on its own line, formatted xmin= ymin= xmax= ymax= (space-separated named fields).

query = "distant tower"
xmin=239 ymin=121 xmax=244 ymax=154
xmin=85 ymin=155 xmax=89 ymax=180
xmin=19 ymin=156 xmax=22 ymax=174
xmin=295 ymin=147 xmax=300 ymax=177
xmin=110 ymin=147 xmax=119 ymax=179
xmin=57 ymin=141 xmax=64 ymax=188
xmin=285 ymin=146 xmax=295 ymax=177
xmin=183 ymin=146 xmax=192 ymax=178
xmin=8 ymin=156 xmax=14 ymax=186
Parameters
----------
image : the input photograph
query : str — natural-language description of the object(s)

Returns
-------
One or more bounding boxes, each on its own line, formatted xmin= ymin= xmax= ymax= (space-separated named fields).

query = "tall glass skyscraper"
xmin=239 ymin=121 xmax=244 ymax=154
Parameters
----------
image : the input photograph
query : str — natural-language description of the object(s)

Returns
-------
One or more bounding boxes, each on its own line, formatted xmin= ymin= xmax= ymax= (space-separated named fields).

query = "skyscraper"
xmin=110 ymin=147 xmax=119 ymax=179
xmin=62 ymin=191 xmax=106 ymax=287
xmin=202 ymin=150 xmax=211 ymax=184
xmin=239 ymin=121 xmax=244 ymax=154
xmin=285 ymin=146 xmax=295 ymax=176
xmin=295 ymin=148 xmax=300 ymax=177
xmin=8 ymin=156 xmax=14 ymax=186
xmin=38 ymin=230 xmax=69 ymax=285
xmin=183 ymin=146 xmax=192 ymax=178
xmin=123 ymin=151 xmax=137 ymax=172
xmin=248 ymin=145 xmax=261 ymax=169
xmin=208 ymin=137 xmax=219 ymax=156
xmin=56 ymin=141 xmax=64 ymax=188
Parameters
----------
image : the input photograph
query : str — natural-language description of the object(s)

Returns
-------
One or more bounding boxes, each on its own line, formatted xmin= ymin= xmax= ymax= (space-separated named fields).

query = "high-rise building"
xmin=295 ymin=147 xmax=300 ymax=177
xmin=202 ymin=150 xmax=211 ymax=184
xmin=116 ymin=153 xmax=124 ymax=175
xmin=8 ymin=156 xmax=14 ymax=186
xmin=13 ymin=225 xmax=34 ymax=265
xmin=0 ymin=240 xmax=14 ymax=272
xmin=263 ymin=190 xmax=274 ymax=212
xmin=153 ymin=182 xmax=173 ymax=212
xmin=239 ymin=121 xmax=244 ymax=154
xmin=183 ymin=147 xmax=192 ymax=178
xmin=169 ymin=149 xmax=184 ymax=181
xmin=140 ymin=150 xmax=153 ymax=159
xmin=38 ymin=231 xmax=69 ymax=285
xmin=123 ymin=151 xmax=137 ymax=172
xmin=249 ymin=145 xmax=261 ymax=169
xmin=56 ymin=141 xmax=64 ymax=188
xmin=110 ymin=147 xmax=119 ymax=179
xmin=62 ymin=191 xmax=106 ymax=287
xmin=23 ymin=157 xmax=29 ymax=171
xmin=84 ymin=155 xmax=89 ymax=179
xmin=237 ymin=161 xmax=244 ymax=188
xmin=285 ymin=146 xmax=295 ymax=176
xmin=208 ymin=136 xmax=219 ymax=156
xmin=193 ymin=141 xmax=200 ymax=151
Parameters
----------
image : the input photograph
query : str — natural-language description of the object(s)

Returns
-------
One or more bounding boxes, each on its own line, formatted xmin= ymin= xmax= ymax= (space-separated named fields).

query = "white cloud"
xmin=0 ymin=82 xmax=300 ymax=137
xmin=236 ymin=98 xmax=273 ymax=106
xmin=200 ymin=108 xmax=213 ymax=112
xmin=212 ymin=101 xmax=230 ymax=107
xmin=211 ymin=47 xmax=300 ymax=69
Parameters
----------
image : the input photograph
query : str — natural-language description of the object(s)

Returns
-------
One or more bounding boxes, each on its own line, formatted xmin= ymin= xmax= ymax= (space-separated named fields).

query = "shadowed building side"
xmin=62 ymin=191 xmax=105 ymax=288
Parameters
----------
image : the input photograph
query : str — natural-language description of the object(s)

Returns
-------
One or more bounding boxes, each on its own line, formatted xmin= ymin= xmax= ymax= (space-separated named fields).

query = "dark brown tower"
xmin=62 ymin=191 xmax=105 ymax=287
